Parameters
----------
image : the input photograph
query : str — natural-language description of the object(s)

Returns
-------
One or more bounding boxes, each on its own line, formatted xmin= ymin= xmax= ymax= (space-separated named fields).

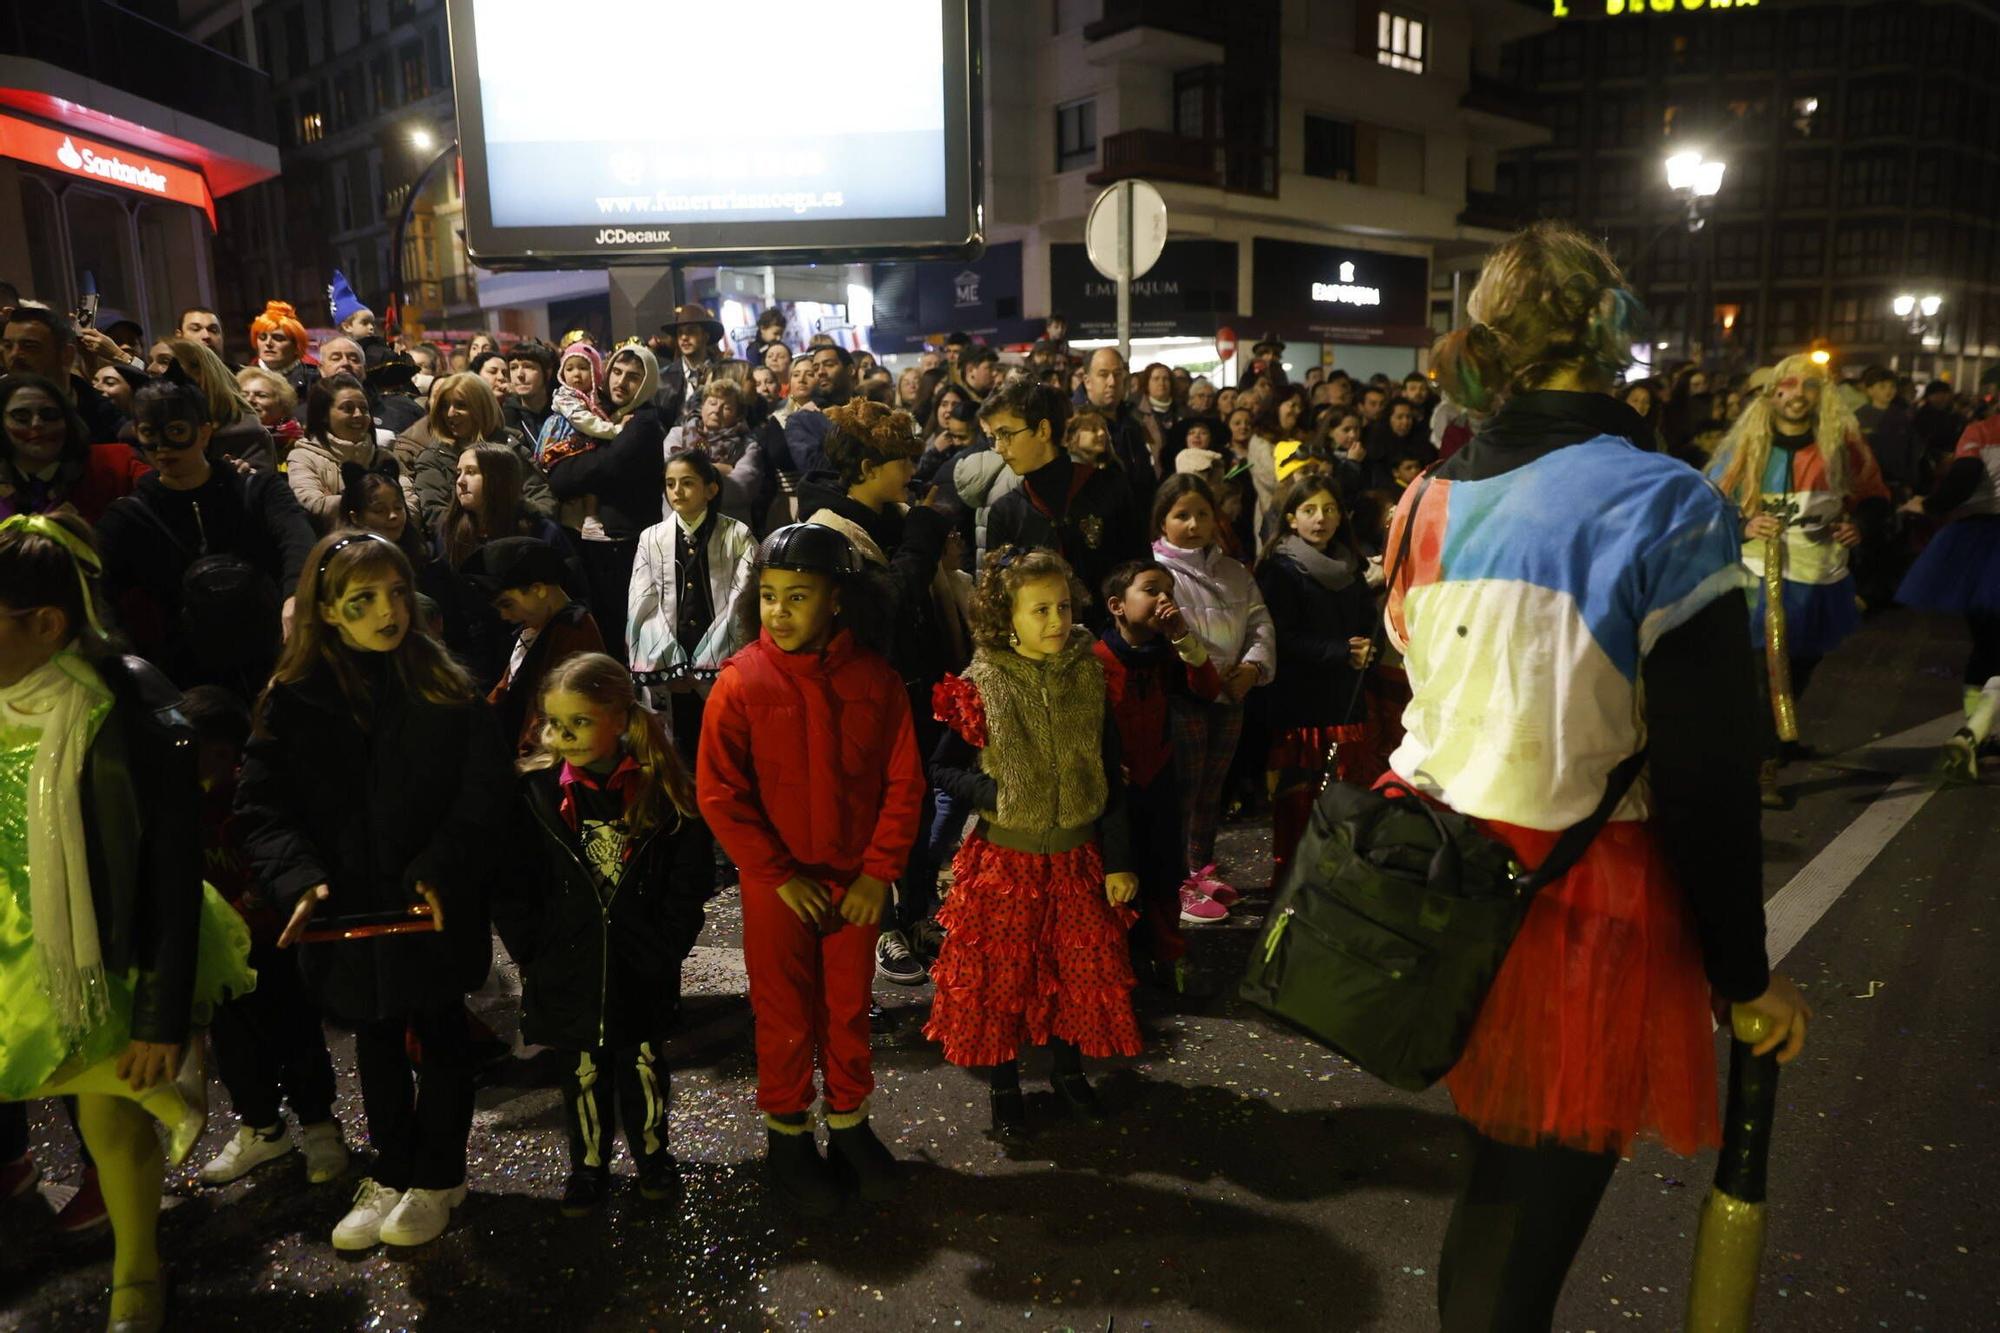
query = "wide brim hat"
xmin=661 ymin=302 xmax=725 ymax=343
xmin=365 ymin=348 xmax=420 ymax=390
xmin=1251 ymin=332 xmax=1287 ymax=355
xmin=461 ymin=536 xmax=570 ymax=596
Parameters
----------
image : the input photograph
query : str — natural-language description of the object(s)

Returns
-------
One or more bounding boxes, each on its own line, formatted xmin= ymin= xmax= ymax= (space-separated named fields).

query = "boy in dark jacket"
xmin=1092 ymin=560 xmax=1223 ymax=987
xmin=466 ymin=536 xmax=605 ymax=756
xmin=695 ymin=523 xmax=925 ymax=1217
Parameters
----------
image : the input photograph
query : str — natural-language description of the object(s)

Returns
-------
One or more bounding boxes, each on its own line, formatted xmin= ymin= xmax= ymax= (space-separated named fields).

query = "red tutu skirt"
xmin=1267 ymin=722 xmax=1386 ymax=789
xmin=1444 ymin=817 xmax=1720 ymax=1158
xmin=925 ymin=833 xmax=1143 ymax=1067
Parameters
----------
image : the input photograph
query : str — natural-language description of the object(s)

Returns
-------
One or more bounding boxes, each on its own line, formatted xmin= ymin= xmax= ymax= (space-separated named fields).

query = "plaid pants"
xmin=1169 ymin=696 xmax=1245 ymax=874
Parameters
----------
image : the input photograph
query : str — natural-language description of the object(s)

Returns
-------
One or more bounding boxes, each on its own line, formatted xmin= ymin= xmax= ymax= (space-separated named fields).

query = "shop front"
xmin=1250 ymin=238 xmax=1432 ymax=380
xmin=0 ymin=14 xmax=279 ymax=338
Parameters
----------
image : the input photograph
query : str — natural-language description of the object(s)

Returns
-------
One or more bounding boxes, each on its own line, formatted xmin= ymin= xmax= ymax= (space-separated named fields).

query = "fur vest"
xmin=962 ymin=628 xmax=1107 ymax=831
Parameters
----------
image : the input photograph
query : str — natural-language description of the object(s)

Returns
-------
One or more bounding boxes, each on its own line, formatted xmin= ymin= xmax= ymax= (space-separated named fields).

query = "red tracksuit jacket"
xmin=696 ymin=628 xmax=925 ymax=894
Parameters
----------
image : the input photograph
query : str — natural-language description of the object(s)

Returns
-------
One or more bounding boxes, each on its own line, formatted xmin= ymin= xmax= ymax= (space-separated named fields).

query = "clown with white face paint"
xmin=1708 ymin=354 xmax=1891 ymax=805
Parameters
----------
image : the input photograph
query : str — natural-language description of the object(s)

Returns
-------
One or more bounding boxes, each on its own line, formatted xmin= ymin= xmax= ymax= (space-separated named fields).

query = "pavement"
xmin=3 ymin=607 xmax=1996 ymax=1332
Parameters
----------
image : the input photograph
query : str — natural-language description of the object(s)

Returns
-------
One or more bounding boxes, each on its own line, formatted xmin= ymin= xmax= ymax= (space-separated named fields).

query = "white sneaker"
xmin=199 ymin=1123 xmax=293 ymax=1184
xmin=378 ymin=1183 xmax=467 ymax=1247
xmin=299 ymin=1120 xmax=350 ymax=1184
xmin=332 ymin=1178 xmax=401 ymax=1251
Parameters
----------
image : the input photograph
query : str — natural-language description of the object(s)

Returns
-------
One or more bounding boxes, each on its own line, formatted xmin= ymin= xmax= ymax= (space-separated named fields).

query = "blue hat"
xmin=328 ymin=269 xmax=370 ymax=326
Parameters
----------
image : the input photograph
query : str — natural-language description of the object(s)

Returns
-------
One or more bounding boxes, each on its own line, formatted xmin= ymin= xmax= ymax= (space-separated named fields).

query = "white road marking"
xmin=1764 ymin=712 xmax=1963 ymax=967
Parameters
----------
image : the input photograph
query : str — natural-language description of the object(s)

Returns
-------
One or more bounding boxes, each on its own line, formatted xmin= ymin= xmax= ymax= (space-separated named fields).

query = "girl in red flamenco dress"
xmin=924 ymin=547 xmax=1141 ymax=1139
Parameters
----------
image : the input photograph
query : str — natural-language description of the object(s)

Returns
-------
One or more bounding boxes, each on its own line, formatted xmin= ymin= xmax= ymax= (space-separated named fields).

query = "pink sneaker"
xmin=1188 ymin=864 xmax=1240 ymax=906
xmin=1178 ymin=880 xmax=1229 ymax=923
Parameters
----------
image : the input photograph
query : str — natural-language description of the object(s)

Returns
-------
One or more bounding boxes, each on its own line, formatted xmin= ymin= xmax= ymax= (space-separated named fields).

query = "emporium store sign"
xmin=1552 ymin=0 xmax=1760 ymax=14
xmin=0 ymin=112 xmax=215 ymax=226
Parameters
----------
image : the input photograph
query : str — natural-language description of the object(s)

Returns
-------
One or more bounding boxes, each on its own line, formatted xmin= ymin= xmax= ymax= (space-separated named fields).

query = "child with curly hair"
xmin=925 ymin=547 xmax=1140 ymax=1140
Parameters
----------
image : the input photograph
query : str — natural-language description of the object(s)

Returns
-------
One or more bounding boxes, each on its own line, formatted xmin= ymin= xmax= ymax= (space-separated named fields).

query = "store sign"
xmin=1553 ymin=0 xmax=1760 ymax=14
xmin=0 ymin=113 xmax=215 ymax=226
xmin=869 ymin=240 xmax=1033 ymax=351
xmin=1252 ymin=239 xmax=1429 ymax=347
xmin=1049 ymin=240 xmax=1238 ymax=339
xmin=1311 ymin=262 xmax=1382 ymax=308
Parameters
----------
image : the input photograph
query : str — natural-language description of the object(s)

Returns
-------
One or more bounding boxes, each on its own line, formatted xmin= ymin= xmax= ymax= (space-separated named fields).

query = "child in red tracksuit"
xmin=695 ymin=523 xmax=924 ymax=1217
xmin=1092 ymin=559 xmax=1223 ymax=988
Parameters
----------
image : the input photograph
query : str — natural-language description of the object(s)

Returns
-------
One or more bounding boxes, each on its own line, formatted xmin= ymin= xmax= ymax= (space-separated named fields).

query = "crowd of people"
xmin=0 ymin=218 xmax=1995 ymax=1330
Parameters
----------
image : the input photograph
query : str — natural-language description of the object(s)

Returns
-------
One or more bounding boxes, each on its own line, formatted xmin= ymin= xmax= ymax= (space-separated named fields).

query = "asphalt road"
xmin=3 ymin=607 xmax=1994 ymax=1332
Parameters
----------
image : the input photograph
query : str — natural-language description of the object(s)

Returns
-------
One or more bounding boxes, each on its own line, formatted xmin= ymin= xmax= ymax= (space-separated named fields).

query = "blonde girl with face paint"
xmin=233 ymin=530 xmax=512 ymax=1256
xmin=492 ymin=652 xmax=711 ymax=1218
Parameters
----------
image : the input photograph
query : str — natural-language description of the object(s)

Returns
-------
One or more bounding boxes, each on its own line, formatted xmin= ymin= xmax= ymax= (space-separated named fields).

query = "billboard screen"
xmin=446 ymin=0 xmax=982 ymax=267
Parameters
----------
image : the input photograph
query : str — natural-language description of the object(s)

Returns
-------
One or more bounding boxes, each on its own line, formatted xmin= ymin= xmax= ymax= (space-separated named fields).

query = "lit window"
xmin=300 ymin=111 xmax=324 ymax=144
xmin=1378 ymin=9 xmax=1425 ymax=75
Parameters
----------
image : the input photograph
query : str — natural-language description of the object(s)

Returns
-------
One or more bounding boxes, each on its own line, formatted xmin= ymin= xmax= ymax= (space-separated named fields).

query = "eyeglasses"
xmin=5 ymin=406 xmax=64 ymax=427
xmin=989 ymin=424 xmax=1033 ymax=446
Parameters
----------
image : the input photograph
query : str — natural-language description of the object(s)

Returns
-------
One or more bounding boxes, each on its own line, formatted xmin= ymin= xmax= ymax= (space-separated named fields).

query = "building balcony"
xmin=1459 ymin=189 xmax=1534 ymax=231
xmin=1085 ymin=0 xmax=1229 ymax=45
xmin=1460 ymin=75 xmax=1551 ymax=151
xmin=1087 ymin=129 xmax=1222 ymax=189
xmin=1082 ymin=0 xmax=1225 ymax=68
xmin=1 ymin=0 xmax=272 ymax=145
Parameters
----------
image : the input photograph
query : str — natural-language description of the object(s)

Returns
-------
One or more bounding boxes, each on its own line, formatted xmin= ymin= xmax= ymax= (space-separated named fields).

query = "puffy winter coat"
xmin=695 ymin=629 xmax=924 ymax=895
xmin=493 ymin=764 xmax=714 ymax=1049
xmin=285 ymin=429 xmax=415 ymax=531
xmin=232 ymin=656 xmax=512 ymax=1021
xmin=1150 ymin=538 xmax=1277 ymax=682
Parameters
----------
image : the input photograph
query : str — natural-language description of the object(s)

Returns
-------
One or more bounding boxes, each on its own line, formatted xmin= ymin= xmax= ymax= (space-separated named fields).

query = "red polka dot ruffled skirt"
xmin=924 ymin=833 xmax=1143 ymax=1068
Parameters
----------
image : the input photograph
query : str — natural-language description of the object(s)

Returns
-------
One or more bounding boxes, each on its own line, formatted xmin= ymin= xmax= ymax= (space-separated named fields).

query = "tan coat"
xmin=286 ymin=430 xmax=417 ymax=533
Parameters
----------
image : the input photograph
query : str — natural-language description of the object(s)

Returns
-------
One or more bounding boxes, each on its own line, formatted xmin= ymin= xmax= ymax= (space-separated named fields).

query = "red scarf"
xmin=556 ymin=753 xmax=643 ymax=833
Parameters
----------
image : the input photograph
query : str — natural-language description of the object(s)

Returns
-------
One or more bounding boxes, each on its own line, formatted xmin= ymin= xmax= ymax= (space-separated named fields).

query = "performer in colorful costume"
xmin=1707 ymin=354 xmax=1890 ymax=806
xmin=1897 ymin=411 xmax=2000 ymax=780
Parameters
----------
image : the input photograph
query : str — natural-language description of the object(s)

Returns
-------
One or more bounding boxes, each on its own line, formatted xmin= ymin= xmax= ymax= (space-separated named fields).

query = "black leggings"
xmin=351 ymin=1007 xmax=476 ymax=1192
xmin=1437 ymin=1131 xmax=1619 ymax=1332
xmin=1966 ymin=610 xmax=2000 ymax=687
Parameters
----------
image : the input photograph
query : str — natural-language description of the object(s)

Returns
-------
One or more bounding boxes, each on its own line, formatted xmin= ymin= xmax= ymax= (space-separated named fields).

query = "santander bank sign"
xmin=0 ymin=112 xmax=214 ymax=226
xmin=56 ymin=136 xmax=169 ymax=194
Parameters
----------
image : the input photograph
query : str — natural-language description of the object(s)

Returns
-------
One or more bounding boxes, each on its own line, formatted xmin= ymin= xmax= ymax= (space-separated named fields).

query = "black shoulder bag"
xmin=1239 ymin=475 xmax=1647 ymax=1092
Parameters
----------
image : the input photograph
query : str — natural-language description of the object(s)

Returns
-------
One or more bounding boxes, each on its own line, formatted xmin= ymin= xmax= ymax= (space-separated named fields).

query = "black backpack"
xmin=116 ymin=479 xmax=282 ymax=679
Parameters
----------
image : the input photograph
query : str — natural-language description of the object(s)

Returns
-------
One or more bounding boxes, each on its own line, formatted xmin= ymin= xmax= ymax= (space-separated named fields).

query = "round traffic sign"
xmin=1215 ymin=326 xmax=1237 ymax=362
xmin=1085 ymin=180 xmax=1168 ymax=281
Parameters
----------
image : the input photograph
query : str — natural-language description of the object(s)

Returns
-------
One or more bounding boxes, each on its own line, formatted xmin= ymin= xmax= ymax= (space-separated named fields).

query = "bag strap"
xmin=1513 ymin=747 xmax=1650 ymax=894
xmin=1340 ymin=473 xmax=1433 ymax=722
xmin=1364 ymin=468 xmax=1647 ymax=896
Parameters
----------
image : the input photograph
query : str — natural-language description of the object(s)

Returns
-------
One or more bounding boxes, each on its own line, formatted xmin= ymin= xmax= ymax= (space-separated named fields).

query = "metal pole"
xmin=388 ymin=139 xmax=458 ymax=337
xmin=1117 ymin=180 xmax=1132 ymax=368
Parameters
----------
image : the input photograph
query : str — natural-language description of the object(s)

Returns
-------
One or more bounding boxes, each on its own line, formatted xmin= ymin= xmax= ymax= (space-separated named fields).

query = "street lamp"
xmin=1663 ymin=148 xmax=1727 ymax=363
xmin=409 ymin=125 xmax=436 ymax=153
xmin=1890 ymin=292 xmax=1944 ymax=375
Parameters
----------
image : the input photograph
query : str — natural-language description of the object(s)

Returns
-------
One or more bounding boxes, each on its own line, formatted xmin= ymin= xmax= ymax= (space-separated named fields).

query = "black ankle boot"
xmin=825 ymin=1115 xmax=901 ymax=1204
xmin=764 ymin=1124 xmax=841 ymax=1218
xmin=988 ymin=1087 xmax=1030 ymax=1140
xmin=559 ymin=1166 xmax=609 ymax=1217
xmin=1051 ymin=1071 xmax=1106 ymax=1123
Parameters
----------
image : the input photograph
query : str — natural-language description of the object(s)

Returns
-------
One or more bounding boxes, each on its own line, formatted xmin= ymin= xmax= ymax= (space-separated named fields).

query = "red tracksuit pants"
xmin=740 ymin=881 xmax=877 ymax=1116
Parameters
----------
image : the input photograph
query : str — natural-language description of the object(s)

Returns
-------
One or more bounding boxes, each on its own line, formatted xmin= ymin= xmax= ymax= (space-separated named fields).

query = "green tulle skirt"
xmin=0 ymin=717 xmax=256 ymax=1101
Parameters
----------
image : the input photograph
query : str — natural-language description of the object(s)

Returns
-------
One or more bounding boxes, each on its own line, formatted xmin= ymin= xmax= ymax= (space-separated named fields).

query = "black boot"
xmin=825 ymin=1110 xmax=901 ymax=1205
xmin=635 ymin=1150 xmax=682 ymax=1204
xmin=988 ymin=1061 xmax=1029 ymax=1140
xmin=559 ymin=1166 xmax=609 ymax=1218
xmin=764 ymin=1119 xmax=841 ymax=1218
xmin=1049 ymin=1041 xmax=1106 ymax=1123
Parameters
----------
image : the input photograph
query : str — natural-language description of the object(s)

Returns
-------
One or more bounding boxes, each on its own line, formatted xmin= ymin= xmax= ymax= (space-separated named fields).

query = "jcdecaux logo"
xmin=55 ymin=136 xmax=168 ymax=194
